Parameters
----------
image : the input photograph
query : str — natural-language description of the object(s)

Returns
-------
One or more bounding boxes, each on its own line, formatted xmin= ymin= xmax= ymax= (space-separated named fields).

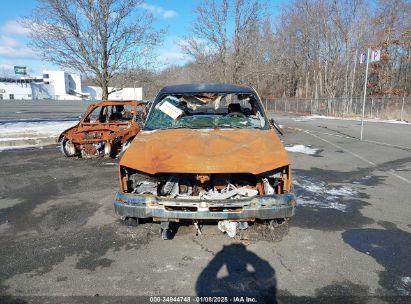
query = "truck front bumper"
xmin=114 ymin=192 xmax=296 ymax=221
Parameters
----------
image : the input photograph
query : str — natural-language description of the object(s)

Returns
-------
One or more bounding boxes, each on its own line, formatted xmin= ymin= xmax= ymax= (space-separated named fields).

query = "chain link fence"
xmin=263 ymin=96 xmax=411 ymax=121
xmin=1 ymin=95 xmax=410 ymax=121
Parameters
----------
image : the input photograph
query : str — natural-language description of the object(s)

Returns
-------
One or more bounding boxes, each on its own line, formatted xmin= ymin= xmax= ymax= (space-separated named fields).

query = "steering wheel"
xmin=226 ymin=112 xmax=246 ymax=118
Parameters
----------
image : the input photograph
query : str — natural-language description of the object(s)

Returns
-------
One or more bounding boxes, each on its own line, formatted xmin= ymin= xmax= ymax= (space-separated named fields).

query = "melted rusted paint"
xmin=59 ymin=100 xmax=146 ymax=157
xmin=120 ymin=128 xmax=290 ymax=175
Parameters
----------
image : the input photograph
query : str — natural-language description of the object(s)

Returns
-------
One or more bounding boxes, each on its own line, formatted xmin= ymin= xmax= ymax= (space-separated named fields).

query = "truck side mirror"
xmin=269 ymin=118 xmax=284 ymax=136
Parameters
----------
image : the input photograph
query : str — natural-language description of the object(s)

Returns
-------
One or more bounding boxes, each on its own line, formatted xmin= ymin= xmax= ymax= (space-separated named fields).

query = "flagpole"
xmin=360 ymin=48 xmax=370 ymax=141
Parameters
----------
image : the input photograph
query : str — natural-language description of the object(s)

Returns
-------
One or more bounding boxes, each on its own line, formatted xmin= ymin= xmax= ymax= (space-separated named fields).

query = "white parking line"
xmin=293 ymin=128 xmax=411 ymax=151
xmin=387 ymin=170 xmax=411 ymax=185
xmin=302 ymin=130 xmax=376 ymax=166
xmin=362 ymin=139 xmax=411 ymax=151
xmin=291 ymin=127 xmax=411 ymax=185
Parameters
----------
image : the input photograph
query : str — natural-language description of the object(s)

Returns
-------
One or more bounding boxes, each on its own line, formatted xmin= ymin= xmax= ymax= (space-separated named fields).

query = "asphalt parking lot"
xmin=0 ymin=112 xmax=410 ymax=303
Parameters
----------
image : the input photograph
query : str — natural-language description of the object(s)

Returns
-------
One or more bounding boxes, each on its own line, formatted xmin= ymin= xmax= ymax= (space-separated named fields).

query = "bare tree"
xmin=180 ymin=0 xmax=229 ymax=82
xmin=371 ymin=0 xmax=411 ymax=95
xmin=22 ymin=0 xmax=163 ymax=99
xmin=92 ymin=0 xmax=409 ymax=102
xmin=181 ymin=0 xmax=265 ymax=83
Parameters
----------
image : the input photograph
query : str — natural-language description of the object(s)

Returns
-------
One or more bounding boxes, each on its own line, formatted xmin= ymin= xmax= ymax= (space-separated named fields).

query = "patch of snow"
xmin=296 ymin=115 xmax=342 ymax=121
xmin=0 ymin=121 xmax=77 ymax=138
xmin=292 ymin=115 xmax=411 ymax=124
xmin=377 ymin=119 xmax=411 ymax=125
xmin=0 ymin=145 xmax=40 ymax=151
xmin=293 ymin=176 xmax=358 ymax=212
xmin=286 ymin=144 xmax=320 ymax=155
xmin=294 ymin=198 xmax=348 ymax=212
xmin=325 ymin=186 xmax=356 ymax=196
xmin=0 ymin=120 xmax=77 ymax=149
xmin=0 ymin=136 xmax=52 ymax=142
xmin=293 ymin=118 xmax=312 ymax=122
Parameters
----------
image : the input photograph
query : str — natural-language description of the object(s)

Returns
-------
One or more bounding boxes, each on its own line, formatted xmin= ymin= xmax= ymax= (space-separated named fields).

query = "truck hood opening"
xmin=120 ymin=129 xmax=290 ymax=174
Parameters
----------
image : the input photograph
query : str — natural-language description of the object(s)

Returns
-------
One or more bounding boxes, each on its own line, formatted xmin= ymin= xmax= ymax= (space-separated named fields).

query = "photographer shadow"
xmin=195 ymin=243 xmax=277 ymax=300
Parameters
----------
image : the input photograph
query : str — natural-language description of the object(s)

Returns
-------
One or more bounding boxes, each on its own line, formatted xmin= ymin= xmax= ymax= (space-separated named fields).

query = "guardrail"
xmin=0 ymin=94 xmax=137 ymax=101
xmin=0 ymin=94 xmax=91 ymax=101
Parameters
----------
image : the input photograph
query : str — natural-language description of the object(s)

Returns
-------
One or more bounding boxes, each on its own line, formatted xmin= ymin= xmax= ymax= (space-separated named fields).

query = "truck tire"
xmin=60 ymin=137 xmax=76 ymax=157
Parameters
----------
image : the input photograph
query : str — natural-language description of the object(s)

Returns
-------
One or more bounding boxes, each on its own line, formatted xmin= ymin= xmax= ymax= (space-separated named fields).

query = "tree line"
xmin=24 ymin=0 xmax=410 ymax=100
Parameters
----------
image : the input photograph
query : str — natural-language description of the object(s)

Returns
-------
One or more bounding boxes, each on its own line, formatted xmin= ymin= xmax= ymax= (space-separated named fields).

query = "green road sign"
xmin=14 ymin=66 xmax=27 ymax=75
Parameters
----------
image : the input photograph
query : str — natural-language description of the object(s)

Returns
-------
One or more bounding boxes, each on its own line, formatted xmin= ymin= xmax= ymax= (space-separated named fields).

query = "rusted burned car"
xmin=58 ymin=100 xmax=147 ymax=158
xmin=114 ymin=84 xmax=296 ymax=239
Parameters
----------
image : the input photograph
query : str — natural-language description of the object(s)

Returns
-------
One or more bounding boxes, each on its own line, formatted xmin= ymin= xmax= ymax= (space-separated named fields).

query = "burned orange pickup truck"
xmin=58 ymin=100 xmax=147 ymax=158
xmin=114 ymin=84 xmax=296 ymax=239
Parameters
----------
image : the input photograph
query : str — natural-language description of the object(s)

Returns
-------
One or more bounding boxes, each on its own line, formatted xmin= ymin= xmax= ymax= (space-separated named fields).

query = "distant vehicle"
xmin=114 ymin=84 xmax=296 ymax=239
xmin=58 ymin=100 xmax=148 ymax=158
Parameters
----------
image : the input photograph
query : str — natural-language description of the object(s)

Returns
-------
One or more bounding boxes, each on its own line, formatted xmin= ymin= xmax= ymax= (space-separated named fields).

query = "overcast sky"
xmin=0 ymin=0 xmax=283 ymax=76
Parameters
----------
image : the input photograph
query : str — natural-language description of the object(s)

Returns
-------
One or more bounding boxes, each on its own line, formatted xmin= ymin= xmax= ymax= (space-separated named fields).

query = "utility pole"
xmin=360 ymin=48 xmax=370 ymax=141
xmin=350 ymin=49 xmax=358 ymax=112
xmin=400 ymin=97 xmax=405 ymax=121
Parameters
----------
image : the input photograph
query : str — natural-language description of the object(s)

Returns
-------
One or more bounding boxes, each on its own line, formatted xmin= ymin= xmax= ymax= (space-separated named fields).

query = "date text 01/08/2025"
xmin=149 ymin=296 xmax=259 ymax=303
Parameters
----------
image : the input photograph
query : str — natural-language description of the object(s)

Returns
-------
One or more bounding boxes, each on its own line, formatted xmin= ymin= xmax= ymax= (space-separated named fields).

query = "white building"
xmin=41 ymin=70 xmax=88 ymax=100
xmin=0 ymin=70 xmax=143 ymax=101
xmin=0 ymin=78 xmax=35 ymax=100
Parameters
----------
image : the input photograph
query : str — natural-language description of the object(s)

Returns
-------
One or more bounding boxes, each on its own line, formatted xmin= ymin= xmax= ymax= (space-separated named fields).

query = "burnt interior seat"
xmin=110 ymin=112 xmax=123 ymax=121
xmin=98 ymin=113 xmax=107 ymax=123
xmin=227 ymin=103 xmax=242 ymax=114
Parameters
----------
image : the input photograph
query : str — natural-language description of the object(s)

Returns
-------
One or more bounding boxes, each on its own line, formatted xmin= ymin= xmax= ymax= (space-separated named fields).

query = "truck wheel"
xmin=120 ymin=217 xmax=139 ymax=226
xmin=117 ymin=138 xmax=134 ymax=158
xmin=60 ymin=137 xmax=76 ymax=157
xmin=247 ymin=219 xmax=289 ymax=242
xmin=268 ymin=218 xmax=286 ymax=229
xmin=161 ymin=228 xmax=172 ymax=240
xmin=121 ymin=140 xmax=131 ymax=152
xmin=160 ymin=221 xmax=172 ymax=240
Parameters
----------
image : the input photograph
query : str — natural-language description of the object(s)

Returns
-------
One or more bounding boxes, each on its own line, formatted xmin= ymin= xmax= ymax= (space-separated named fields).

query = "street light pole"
xmin=360 ymin=48 xmax=370 ymax=141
